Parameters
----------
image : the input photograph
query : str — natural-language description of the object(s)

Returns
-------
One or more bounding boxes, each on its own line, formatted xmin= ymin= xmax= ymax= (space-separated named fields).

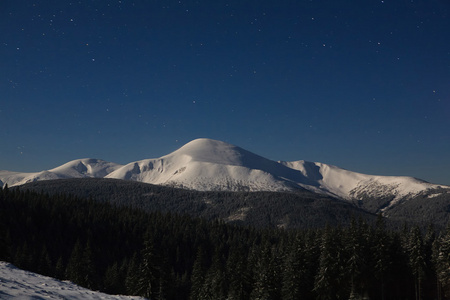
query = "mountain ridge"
xmin=1 ymin=138 xmax=449 ymax=214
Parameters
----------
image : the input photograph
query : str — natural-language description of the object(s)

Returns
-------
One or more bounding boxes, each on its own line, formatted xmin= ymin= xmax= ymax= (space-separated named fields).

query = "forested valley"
xmin=1 ymin=185 xmax=450 ymax=300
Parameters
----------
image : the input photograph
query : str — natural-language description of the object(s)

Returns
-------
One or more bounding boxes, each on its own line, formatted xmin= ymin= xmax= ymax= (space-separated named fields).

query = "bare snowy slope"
xmin=0 ymin=261 xmax=144 ymax=300
xmin=105 ymin=138 xmax=315 ymax=191
xmin=279 ymin=160 xmax=447 ymax=212
xmin=0 ymin=159 xmax=122 ymax=187
xmin=1 ymin=138 xmax=448 ymax=213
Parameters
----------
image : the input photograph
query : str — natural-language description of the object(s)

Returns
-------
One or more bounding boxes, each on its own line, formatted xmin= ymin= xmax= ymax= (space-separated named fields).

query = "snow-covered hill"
xmin=279 ymin=160 xmax=446 ymax=212
xmin=0 ymin=158 xmax=122 ymax=187
xmin=1 ymin=138 xmax=448 ymax=212
xmin=0 ymin=261 xmax=144 ymax=300
xmin=105 ymin=138 xmax=314 ymax=192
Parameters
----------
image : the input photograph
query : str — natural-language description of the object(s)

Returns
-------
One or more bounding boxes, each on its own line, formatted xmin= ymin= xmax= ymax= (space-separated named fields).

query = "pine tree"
xmin=372 ymin=214 xmax=391 ymax=300
xmin=125 ymin=253 xmax=140 ymax=295
xmin=0 ymin=226 xmax=11 ymax=262
xmin=200 ymin=250 xmax=227 ymax=300
xmin=15 ymin=241 xmax=32 ymax=271
xmin=65 ymin=239 xmax=84 ymax=284
xmin=250 ymin=242 xmax=281 ymax=300
xmin=135 ymin=238 xmax=159 ymax=299
xmin=80 ymin=240 xmax=95 ymax=289
xmin=38 ymin=245 xmax=52 ymax=276
xmin=434 ymin=226 xmax=450 ymax=299
xmin=190 ymin=247 xmax=208 ymax=300
xmin=281 ymin=233 xmax=307 ymax=300
xmin=55 ymin=256 xmax=65 ymax=280
xmin=155 ymin=253 xmax=171 ymax=300
xmin=313 ymin=226 xmax=343 ymax=300
xmin=408 ymin=226 xmax=426 ymax=300
xmin=104 ymin=262 xmax=120 ymax=294
xmin=226 ymin=247 xmax=251 ymax=300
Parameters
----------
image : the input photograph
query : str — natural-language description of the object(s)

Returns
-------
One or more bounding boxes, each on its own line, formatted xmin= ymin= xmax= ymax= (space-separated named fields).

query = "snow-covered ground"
xmin=0 ymin=261 xmax=145 ymax=300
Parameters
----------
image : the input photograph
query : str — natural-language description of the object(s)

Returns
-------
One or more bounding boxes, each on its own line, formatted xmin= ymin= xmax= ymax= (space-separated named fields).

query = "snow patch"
xmin=226 ymin=207 xmax=251 ymax=222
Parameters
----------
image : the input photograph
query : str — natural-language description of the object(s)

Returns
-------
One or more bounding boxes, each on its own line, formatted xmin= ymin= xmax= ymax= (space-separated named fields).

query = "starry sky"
xmin=1 ymin=0 xmax=450 ymax=185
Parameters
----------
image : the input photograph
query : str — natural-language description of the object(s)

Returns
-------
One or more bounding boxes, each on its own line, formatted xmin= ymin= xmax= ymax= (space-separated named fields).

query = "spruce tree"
xmin=434 ymin=226 xmax=450 ymax=298
xmin=201 ymin=250 xmax=227 ymax=300
xmin=226 ymin=247 xmax=250 ymax=300
xmin=55 ymin=256 xmax=65 ymax=280
xmin=249 ymin=242 xmax=281 ymax=300
xmin=38 ymin=245 xmax=52 ymax=276
xmin=125 ymin=253 xmax=140 ymax=295
xmin=281 ymin=233 xmax=306 ymax=300
xmin=313 ymin=226 xmax=343 ymax=300
xmin=65 ymin=239 xmax=84 ymax=284
xmin=104 ymin=262 xmax=120 ymax=294
xmin=190 ymin=247 xmax=208 ymax=300
xmin=408 ymin=226 xmax=426 ymax=300
xmin=372 ymin=214 xmax=391 ymax=300
xmin=135 ymin=238 xmax=159 ymax=299
xmin=81 ymin=240 xmax=95 ymax=289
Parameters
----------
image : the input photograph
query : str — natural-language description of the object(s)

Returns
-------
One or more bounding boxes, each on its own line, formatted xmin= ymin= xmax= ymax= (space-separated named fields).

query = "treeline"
xmin=1 ymin=185 xmax=450 ymax=300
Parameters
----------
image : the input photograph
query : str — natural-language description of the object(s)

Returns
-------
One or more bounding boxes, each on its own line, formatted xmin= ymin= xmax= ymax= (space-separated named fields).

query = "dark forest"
xmin=1 ymin=185 xmax=450 ymax=300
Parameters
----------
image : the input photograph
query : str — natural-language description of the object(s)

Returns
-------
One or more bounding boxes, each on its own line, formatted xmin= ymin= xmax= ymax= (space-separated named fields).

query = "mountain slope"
xmin=1 ymin=138 xmax=449 ymax=215
xmin=279 ymin=160 xmax=447 ymax=212
xmin=18 ymin=178 xmax=380 ymax=229
xmin=106 ymin=138 xmax=314 ymax=191
xmin=0 ymin=158 xmax=122 ymax=187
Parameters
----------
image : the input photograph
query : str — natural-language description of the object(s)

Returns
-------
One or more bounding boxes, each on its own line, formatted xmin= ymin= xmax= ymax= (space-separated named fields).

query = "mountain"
xmin=105 ymin=138 xmax=315 ymax=191
xmin=1 ymin=138 xmax=449 ymax=215
xmin=0 ymin=158 xmax=122 ymax=187
xmin=0 ymin=262 xmax=144 ymax=300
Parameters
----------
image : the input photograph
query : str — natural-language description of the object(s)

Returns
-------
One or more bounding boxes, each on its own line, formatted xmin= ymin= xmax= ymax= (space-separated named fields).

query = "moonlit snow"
xmin=0 ymin=262 xmax=145 ymax=300
xmin=1 ymin=139 xmax=448 ymax=208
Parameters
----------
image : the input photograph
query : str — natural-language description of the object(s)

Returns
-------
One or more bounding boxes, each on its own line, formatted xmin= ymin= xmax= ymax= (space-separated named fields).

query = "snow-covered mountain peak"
xmin=168 ymin=138 xmax=253 ymax=167
xmin=0 ymin=158 xmax=123 ymax=187
xmin=1 ymin=138 xmax=448 ymax=213
xmin=49 ymin=158 xmax=123 ymax=178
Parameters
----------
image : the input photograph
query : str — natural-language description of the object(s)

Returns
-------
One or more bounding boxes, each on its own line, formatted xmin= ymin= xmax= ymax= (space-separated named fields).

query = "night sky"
xmin=1 ymin=0 xmax=450 ymax=185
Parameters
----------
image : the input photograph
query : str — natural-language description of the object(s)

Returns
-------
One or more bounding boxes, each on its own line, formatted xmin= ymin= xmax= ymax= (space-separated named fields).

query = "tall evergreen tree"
xmin=408 ymin=226 xmax=426 ymax=300
xmin=226 ymin=247 xmax=251 ymax=300
xmin=135 ymin=237 xmax=160 ymax=299
xmin=65 ymin=239 xmax=84 ymax=284
xmin=55 ymin=256 xmax=65 ymax=280
xmin=200 ymin=250 xmax=227 ymax=300
xmin=372 ymin=214 xmax=391 ymax=300
xmin=81 ymin=240 xmax=95 ymax=289
xmin=313 ymin=226 xmax=344 ymax=300
xmin=250 ymin=242 xmax=281 ymax=300
xmin=190 ymin=247 xmax=208 ymax=300
xmin=104 ymin=262 xmax=121 ymax=294
xmin=281 ymin=233 xmax=307 ymax=300
xmin=125 ymin=253 xmax=140 ymax=295
xmin=38 ymin=245 xmax=52 ymax=276
xmin=434 ymin=226 xmax=450 ymax=299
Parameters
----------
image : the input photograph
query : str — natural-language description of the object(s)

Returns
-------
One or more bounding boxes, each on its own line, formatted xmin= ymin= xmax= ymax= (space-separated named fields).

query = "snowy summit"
xmin=1 ymin=138 xmax=449 ymax=213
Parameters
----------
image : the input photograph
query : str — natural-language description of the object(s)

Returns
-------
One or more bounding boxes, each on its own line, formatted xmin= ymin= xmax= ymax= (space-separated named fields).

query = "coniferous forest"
xmin=1 ymin=185 xmax=450 ymax=300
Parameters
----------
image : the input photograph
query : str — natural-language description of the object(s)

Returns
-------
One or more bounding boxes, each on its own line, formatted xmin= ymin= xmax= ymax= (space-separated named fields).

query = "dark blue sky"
xmin=1 ymin=0 xmax=450 ymax=185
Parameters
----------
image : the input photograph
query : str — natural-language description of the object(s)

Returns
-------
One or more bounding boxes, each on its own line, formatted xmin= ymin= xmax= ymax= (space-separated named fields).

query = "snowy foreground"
xmin=0 ymin=261 xmax=145 ymax=300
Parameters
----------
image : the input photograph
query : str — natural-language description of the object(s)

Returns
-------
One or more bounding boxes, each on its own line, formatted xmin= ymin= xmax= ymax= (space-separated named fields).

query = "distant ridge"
xmin=1 ymin=138 xmax=449 ymax=214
